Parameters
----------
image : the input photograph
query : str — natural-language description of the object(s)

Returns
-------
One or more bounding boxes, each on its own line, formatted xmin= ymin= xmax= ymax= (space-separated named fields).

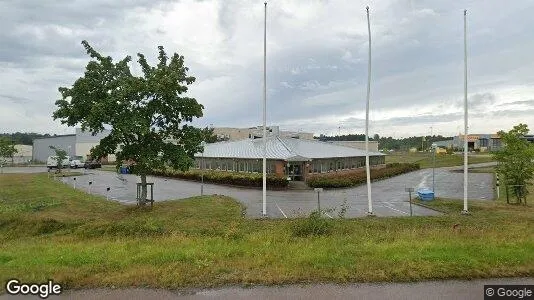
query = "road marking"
xmin=273 ymin=199 xmax=287 ymax=218
xmin=381 ymin=202 xmax=409 ymax=215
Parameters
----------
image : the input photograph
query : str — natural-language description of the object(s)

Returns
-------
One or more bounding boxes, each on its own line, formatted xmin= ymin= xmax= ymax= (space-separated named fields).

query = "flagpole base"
xmin=366 ymin=211 xmax=376 ymax=217
xmin=461 ymin=210 xmax=470 ymax=215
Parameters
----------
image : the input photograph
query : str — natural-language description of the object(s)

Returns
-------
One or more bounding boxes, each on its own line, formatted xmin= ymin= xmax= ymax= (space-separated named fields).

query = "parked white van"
xmin=46 ymin=156 xmax=70 ymax=169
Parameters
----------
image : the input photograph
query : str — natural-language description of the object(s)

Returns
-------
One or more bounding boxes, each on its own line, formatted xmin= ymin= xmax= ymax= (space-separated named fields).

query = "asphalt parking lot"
xmin=47 ymin=165 xmax=492 ymax=218
xmin=3 ymin=165 xmax=494 ymax=218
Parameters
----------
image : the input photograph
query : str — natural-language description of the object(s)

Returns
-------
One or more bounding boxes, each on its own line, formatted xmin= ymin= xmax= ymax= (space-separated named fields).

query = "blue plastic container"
xmin=417 ymin=188 xmax=435 ymax=201
xmin=120 ymin=166 xmax=129 ymax=174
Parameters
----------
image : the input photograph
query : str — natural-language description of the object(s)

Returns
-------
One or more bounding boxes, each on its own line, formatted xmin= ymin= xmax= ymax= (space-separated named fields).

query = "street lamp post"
xmin=364 ymin=6 xmax=374 ymax=216
xmin=201 ymin=141 xmax=206 ymax=196
xmin=432 ymin=143 xmax=436 ymax=193
xmin=462 ymin=9 xmax=470 ymax=214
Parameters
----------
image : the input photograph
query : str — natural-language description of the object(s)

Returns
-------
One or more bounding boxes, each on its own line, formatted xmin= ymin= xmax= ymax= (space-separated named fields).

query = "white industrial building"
xmin=32 ymin=128 xmax=115 ymax=163
xmin=212 ymin=126 xmax=314 ymax=141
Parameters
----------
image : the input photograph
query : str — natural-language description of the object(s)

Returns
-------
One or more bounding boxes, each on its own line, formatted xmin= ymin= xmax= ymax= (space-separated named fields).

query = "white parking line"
xmin=273 ymin=199 xmax=288 ymax=218
xmin=381 ymin=202 xmax=409 ymax=215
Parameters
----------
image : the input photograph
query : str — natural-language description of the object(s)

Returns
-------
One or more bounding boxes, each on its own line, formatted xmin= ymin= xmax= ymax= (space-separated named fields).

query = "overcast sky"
xmin=1 ymin=0 xmax=533 ymax=138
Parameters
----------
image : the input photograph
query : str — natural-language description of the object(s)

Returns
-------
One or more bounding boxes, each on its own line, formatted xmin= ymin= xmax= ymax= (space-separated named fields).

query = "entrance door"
xmin=287 ymin=163 xmax=303 ymax=181
xmin=468 ymin=141 xmax=475 ymax=151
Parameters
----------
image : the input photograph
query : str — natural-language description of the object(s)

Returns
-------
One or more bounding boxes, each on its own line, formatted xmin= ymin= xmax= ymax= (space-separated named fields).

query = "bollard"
xmin=106 ymin=187 xmax=110 ymax=201
xmin=496 ymin=178 xmax=500 ymax=200
xmin=314 ymin=188 xmax=323 ymax=215
xmin=88 ymin=181 xmax=93 ymax=194
xmin=405 ymin=187 xmax=414 ymax=216
xmin=73 ymin=177 xmax=76 ymax=189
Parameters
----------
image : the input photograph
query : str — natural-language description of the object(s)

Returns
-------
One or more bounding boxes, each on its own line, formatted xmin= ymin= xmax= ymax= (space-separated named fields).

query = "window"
xmin=313 ymin=162 xmax=319 ymax=173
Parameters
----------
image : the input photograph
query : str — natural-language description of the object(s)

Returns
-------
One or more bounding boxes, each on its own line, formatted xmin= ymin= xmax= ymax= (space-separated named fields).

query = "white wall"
xmin=75 ymin=142 xmax=116 ymax=162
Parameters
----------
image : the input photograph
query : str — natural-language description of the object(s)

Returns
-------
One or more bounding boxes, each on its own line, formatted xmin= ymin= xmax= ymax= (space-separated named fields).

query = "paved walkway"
xmin=2 ymin=278 xmax=531 ymax=299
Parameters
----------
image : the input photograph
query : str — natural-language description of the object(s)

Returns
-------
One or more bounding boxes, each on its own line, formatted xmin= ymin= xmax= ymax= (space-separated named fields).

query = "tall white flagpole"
xmin=262 ymin=1 xmax=268 ymax=216
xmin=462 ymin=9 xmax=469 ymax=214
xmin=365 ymin=6 xmax=374 ymax=216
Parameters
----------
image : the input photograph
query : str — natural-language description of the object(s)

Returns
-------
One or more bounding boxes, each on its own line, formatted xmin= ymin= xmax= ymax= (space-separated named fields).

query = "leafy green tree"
xmin=49 ymin=146 xmax=68 ymax=173
xmin=0 ymin=137 xmax=17 ymax=167
xmin=201 ymin=127 xmax=218 ymax=143
xmin=201 ymin=127 xmax=229 ymax=143
xmin=0 ymin=132 xmax=52 ymax=145
xmin=493 ymin=123 xmax=534 ymax=205
xmin=53 ymin=41 xmax=204 ymax=205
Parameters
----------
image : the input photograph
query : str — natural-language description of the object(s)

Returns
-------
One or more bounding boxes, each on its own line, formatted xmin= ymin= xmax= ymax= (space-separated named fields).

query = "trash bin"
xmin=120 ymin=166 xmax=129 ymax=174
xmin=417 ymin=188 xmax=435 ymax=201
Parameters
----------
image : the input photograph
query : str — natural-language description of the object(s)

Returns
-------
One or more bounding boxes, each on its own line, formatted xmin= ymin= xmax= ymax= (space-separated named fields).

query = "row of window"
xmin=195 ymin=158 xmax=276 ymax=173
xmin=309 ymin=156 xmax=384 ymax=173
xmin=194 ymin=156 xmax=386 ymax=174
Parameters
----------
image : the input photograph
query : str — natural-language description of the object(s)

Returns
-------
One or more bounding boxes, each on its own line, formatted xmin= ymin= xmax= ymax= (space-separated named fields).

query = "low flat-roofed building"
xmin=195 ymin=136 xmax=385 ymax=182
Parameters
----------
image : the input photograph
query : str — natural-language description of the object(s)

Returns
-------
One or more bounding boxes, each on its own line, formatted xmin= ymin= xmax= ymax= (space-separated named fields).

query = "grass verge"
xmin=0 ymin=173 xmax=532 ymax=291
xmin=386 ymin=152 xmax=494 ymax=168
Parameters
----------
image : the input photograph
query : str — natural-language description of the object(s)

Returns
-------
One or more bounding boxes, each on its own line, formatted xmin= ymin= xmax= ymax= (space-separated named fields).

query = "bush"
xmin=149 ymin=169 xmax=288 ymax=189
xmin=291 ymin=211 xmax=332 ymax=237
xmin=307 ymin=163 xmax=420 ymax=188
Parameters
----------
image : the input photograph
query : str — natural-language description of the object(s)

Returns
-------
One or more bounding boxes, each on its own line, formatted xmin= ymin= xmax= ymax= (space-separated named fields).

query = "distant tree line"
xmin=0 ymin=132 xmax=53 ymax=145
xmin=316 ymin=133 xmax=453 ymax=151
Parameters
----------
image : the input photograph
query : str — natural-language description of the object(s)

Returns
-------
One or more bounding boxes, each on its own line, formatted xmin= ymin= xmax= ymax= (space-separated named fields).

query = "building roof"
xmin=196 ymin=137 xmax=384 ymax=161
xmin=33 ymin=134 xmax=76 ymax=140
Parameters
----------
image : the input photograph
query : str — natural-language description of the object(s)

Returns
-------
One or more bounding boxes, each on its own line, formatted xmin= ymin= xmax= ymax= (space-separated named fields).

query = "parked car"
xmin=84 ymin=160 xmax=102 ymax=169
xmin=70 ymin=159 xmax=84 ymax=168
xmin=46 ymin=156 xmax=70 ymax=170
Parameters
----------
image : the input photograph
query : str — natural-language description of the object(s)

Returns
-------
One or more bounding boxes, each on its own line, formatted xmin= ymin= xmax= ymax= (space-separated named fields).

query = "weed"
xmin=292 ymin=211 xmax=332 ymax=237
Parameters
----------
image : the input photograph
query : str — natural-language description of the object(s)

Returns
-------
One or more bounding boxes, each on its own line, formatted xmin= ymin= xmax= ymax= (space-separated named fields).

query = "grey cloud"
xmin=0 ymin=0 xmax=173 ymax=67
xmin=488 ymin=108 xmax=534 ymax=118
xmin=496 ymin=99 xmax=534 ymax=107
xmin=2 ymin=0 xmax=534 ymax=136
xmin=452 ymin=92 xmax=497 ymax=109
xmin=0 ymin=93 xmax=32 ymax=104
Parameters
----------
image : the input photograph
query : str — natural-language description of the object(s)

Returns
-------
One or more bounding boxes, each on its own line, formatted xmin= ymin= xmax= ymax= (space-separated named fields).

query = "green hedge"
xmin=307 ymin=163 xmax=420 ymax=188
xmin=150 ymin=169 xmax=288 ymax=189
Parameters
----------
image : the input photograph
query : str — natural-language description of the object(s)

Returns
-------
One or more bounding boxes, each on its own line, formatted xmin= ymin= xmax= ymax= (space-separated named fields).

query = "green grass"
xmin=0 ymin=173 xmax=532 ymax=291
xmin=386 ymin=152 xmax=494 ymax=168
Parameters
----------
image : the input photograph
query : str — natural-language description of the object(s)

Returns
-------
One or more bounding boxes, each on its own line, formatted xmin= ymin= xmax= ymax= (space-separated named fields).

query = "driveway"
xmin=53 ymin=164 xmax=494 ymax=218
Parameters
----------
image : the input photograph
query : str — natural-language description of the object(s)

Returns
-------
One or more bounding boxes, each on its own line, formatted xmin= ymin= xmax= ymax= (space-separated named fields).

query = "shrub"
xmin=291 ymin=211 xmax=332 ymax=237
xmin=307 ymin=163 xmax=420 ymax=188
xmin=149 ymin=169 xmax=288 ymax=189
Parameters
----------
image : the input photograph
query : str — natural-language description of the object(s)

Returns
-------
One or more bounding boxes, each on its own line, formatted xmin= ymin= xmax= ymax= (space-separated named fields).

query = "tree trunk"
xmin=139 ymin=174 xmax=148 ymax=206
